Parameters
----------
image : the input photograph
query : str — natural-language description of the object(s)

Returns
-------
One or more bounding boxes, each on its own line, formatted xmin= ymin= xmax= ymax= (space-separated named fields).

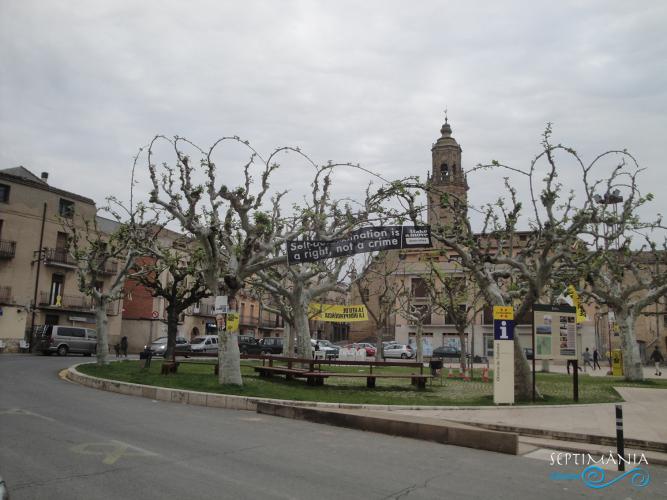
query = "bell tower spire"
xmin=427 ymin=116 xmax=468 ymax=227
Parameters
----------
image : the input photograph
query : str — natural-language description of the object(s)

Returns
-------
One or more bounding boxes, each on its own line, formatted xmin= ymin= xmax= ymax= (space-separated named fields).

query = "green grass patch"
xmin=77 ymin=360 xmax=667 ymax=406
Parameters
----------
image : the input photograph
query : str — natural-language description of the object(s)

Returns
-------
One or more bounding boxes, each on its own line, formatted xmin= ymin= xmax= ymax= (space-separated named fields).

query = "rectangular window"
xmin=411 ymin=278 xmax=428 ymax=298
xmin=483 ymin=305 xmax=494 ymax=325
xmin=0 ymin=184 xmax=9 ymax=203
xmin=59 ymin=199 xmax=75 ymax=218
xmin=59 ymin=327 xmax=85 ymax=338
xmin=50 ymin=273 xmax=64 ymax=305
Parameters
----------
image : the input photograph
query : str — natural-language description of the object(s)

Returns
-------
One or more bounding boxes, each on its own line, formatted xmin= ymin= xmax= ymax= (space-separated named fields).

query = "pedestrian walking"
xmin=120 ymin=336 xmax=128 ymax=358
xmin=583 ymin=347 xmax=594 ymax=372
xmin=113 ymin=343 xmax=120 ymax=358
xmin=593 ymin=348 xmax=601 ymax=370
xmin=650 ymin=346 xmax=664 ymax=376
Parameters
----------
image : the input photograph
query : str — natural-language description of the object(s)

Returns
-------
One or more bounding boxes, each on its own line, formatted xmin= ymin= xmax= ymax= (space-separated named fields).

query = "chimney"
xmin=40 ymin=172 xmax=49 ymax=183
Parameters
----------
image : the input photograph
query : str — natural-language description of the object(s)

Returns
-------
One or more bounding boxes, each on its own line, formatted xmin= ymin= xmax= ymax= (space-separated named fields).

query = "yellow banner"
xmin=226 ymin=312 xmax=239 ymax=333
xmin=493 ymin=306 xmax=514 ymax=320
xmin=309 ymin=303 xmax=368 ymax=322
xmin=567 ymin=285 xmax=587 ymax=324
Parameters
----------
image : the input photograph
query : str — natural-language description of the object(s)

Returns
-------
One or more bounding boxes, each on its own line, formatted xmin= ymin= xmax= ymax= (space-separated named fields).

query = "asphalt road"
xmin=1 ymin=354 xmax=665 ymax=500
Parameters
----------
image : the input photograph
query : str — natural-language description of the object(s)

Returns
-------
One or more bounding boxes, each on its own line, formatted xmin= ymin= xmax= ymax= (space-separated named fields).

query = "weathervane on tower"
xmin=443 ymin=106 xmax=448 ymax=124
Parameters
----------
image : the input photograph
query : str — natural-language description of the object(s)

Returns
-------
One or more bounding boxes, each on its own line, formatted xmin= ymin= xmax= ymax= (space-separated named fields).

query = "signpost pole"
xmin=532 ymin=311 xmax=536 ymax=402
xmin=573 ymin=359 xmax=579 ymax=402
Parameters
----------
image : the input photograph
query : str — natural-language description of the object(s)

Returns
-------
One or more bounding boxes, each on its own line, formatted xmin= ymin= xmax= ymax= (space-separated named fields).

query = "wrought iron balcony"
xmin=43 ymin=248 xmax=77 ymax=268
xmin=38 ymin=292 xmax=118 ymax=315
xmin=0 ymin=240 xmax=16 ymax=258
xmin=189 ymin=301 xmax=216 ymax=316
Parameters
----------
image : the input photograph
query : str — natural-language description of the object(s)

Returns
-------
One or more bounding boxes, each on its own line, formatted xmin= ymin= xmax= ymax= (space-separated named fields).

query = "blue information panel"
xmin=494 ymin=320 xmax=515 ymax=340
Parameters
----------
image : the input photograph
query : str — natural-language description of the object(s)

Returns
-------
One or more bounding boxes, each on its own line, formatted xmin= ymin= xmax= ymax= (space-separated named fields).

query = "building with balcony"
xmin=0 ymin=166 xmax=123 ymax=351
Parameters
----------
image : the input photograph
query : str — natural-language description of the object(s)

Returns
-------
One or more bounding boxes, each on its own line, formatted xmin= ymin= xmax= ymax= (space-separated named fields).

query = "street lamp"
xmin=594 ymin=191 xmax=624 ymax=374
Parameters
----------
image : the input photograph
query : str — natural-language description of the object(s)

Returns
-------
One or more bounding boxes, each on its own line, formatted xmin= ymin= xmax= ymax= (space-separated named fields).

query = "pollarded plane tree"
xmin=146 ymin=136 xmax=388 ymax=384
xmin=574 ymin=162 xmax=667 ymax=381
xmin=387 ymin=125 xmax=633 ymax=400
xmin=253 ymin=166 xmax=390 ymax=359
xmin=131 ymin=234 xmax=211 ymax=361
xmin=424 ymin=261 xmax=485 ymax=375
xmin=394 ymin=279 xmax=433 ymax=363
xmin=353 ymin=252 xmax=407 ymax=361
xmin=147 ymin=135 xmax=314 ymax=385
xmin=64 ymin=199 xmax=152 ymax=365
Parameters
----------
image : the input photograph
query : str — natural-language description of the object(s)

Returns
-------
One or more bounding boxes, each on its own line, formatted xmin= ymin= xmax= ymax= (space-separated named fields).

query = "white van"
xmin=190 ymin=335 xmax=218 ymax=353
xmin=36 ymin=325 xmax=97 ymax=356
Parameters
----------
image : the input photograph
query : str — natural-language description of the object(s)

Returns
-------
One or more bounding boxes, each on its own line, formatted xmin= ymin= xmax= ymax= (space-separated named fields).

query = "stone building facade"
xmin=0 ymin=167 xmax=123 ymax=350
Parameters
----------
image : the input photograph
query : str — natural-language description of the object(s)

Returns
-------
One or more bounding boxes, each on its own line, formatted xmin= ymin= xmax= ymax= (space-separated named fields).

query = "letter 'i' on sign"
xmin=500 ymin=321 xmax=508 ymax=339
xmin=493 ymin=319 xmax=514 ymax=340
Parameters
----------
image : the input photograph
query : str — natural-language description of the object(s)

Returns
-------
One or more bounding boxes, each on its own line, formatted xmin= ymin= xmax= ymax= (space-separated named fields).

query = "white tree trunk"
xmin=513 ymin=339 xmax=533 ymax=400
xmin=617 ymin=311 xmax=644 ymax=381
xmin=282 ymin=322 xmax=294 ymax=358
xmin=218 ymin=328 xmax=243 ymax=385
xmin=95 ymin=300 xmax=110 ymax=366
xmin=415 ymin=323 xmax=424 ymax=363
xmin=294 ymin=299 xmax=311 ymax=360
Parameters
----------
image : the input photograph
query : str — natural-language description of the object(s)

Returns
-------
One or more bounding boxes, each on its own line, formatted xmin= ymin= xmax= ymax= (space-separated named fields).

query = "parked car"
xmin=145 ymin=336 xmax=191 ymax=357
xmin=383 ymin=343 xmax=414 ymax=359
xmin=190 ymin=335 xmax=219 ymax=353
xmin=432 ymin=345 xmax=461 ymax=359
xmin=258 ymin=337 xmax=283 ymax=355
xmin=343 ymin=343 xmax=376 ymax=357
xmin=35 ymin=325 xmax=97 ymax=356
xmin=311 ymin=339 xmax=339 ymax=359
xmin=524 ymin=347 xmax=534 ymax=360
xmin=238 ymin=335 xmax=262 ymax=355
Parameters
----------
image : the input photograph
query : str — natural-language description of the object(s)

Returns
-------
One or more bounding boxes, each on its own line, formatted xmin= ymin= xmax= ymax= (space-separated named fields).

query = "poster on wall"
xmin=533 ymin=304 xmax=577 ymax=360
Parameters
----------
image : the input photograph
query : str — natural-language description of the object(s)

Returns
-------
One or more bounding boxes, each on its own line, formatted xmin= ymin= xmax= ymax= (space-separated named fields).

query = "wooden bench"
xmin=254 ymin=365 xmax=310 ymax=380
xmin=302 ymin=371 xmax=432 ymax=389
xmin=251 ymin=355 xmax=432 ymax=389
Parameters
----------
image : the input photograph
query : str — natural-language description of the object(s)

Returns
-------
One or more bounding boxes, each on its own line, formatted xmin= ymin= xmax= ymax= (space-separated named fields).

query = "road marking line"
xmin=70 ymin=440 xmax=158 ymax=465
xmin=0 ymin=408 xmax=55 ymax=421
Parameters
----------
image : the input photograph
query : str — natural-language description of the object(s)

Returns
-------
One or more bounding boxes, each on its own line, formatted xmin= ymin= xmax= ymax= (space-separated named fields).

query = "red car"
xmin=343 ymin=343 xmax=376 ymax=357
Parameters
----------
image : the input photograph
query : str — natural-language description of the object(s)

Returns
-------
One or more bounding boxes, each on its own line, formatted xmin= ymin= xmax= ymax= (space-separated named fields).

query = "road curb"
xmin=459 ymin=421 xmax=667 ymax=454
xmin=256 ymin=402 xmax=519 ymax=455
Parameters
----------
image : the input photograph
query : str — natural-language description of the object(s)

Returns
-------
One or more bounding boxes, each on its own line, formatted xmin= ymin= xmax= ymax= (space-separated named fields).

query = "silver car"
xmin=383 ymin=343 xmax=414 ymax=359
xmin=146 ymin=336 xmax=191 ymax=357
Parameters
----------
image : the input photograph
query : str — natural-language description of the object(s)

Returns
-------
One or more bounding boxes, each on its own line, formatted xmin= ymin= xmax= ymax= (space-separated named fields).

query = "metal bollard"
xmin=615 ymin=404 xmax=625 ymax=471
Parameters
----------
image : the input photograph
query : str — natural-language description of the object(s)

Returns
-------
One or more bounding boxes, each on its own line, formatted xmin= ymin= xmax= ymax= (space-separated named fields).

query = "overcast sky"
xmin=1 ymin=1 xmax=666 ymax=228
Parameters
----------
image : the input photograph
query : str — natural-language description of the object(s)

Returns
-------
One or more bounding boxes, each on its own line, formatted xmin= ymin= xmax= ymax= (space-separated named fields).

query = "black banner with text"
xmin=287 ymin=225 xmax=431 ymax=264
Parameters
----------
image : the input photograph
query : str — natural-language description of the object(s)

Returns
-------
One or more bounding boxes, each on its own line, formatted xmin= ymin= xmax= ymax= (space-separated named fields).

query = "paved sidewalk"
xmin=537 ymin=361 xmax=665 ymax=379
xmin=388 ymin=387 xmax=667 ymax=444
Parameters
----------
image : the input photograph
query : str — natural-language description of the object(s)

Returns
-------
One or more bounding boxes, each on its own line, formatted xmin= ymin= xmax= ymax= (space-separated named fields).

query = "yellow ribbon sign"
xmin=309 ymin=303 xmax=368 ymax=322
xmin=567 ymin=285 xmax=587 ymax=324
xmin=226 ymin=312 xmax=240 ymax=333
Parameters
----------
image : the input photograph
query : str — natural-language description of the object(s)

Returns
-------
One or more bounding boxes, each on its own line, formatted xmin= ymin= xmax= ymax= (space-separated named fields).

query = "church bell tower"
xmin=427 ymin=117 xmax=468 ymax=227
